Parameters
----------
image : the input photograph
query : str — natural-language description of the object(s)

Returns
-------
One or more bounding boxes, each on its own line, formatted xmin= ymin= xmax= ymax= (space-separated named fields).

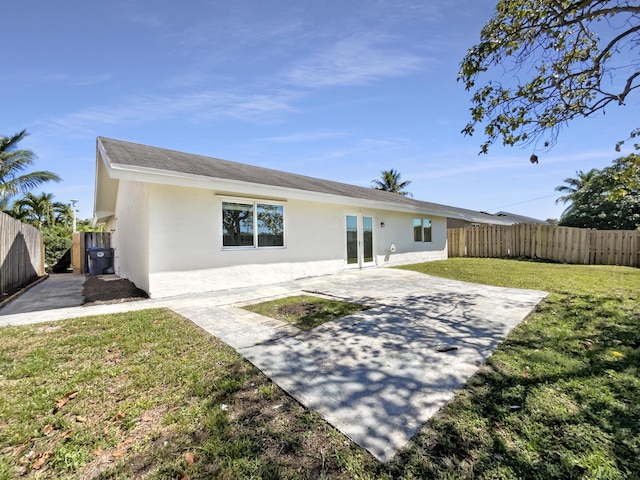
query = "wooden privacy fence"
xmin=0 ymin=212 xmax=45 ymax=294
xmin=448 ymin=223 xmax=640 ymax=267
xmin=72 ymin=232 xmax=112 ymax=274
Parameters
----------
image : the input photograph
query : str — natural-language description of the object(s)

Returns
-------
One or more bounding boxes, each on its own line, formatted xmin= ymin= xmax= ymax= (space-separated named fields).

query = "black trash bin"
xmin=87 ymin=247 xmax=114 ymax=275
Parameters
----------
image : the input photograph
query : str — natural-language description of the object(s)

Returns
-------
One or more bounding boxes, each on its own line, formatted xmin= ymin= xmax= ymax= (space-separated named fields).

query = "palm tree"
xmin=10 ymin=192 xmax=66 ymax=229
xmin=0 ymin=130 xmax=61 ymax=208
xmin=555 ymin=169 xmax=599 ymax=205
xmin=53 ymin=203 xmax=74 ymax=229
xmin=371 ymin=168 xmax=413 ymax=197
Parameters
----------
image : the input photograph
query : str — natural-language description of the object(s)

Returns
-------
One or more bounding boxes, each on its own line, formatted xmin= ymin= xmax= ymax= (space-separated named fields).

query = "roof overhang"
xmin=104 ymin=160 xmax=464 ymax=218
xmin=93 ymin=137 xmax=515 ymax=226
xmin=92 ymin=141 xmax=119 ymax=225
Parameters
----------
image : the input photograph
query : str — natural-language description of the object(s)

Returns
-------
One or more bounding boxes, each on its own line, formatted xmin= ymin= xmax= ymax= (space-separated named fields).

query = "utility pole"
xmin=70 ymin=199 xmax=79 ymax=233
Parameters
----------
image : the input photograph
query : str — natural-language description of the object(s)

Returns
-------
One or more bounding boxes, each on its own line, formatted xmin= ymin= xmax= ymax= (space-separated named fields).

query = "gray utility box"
xmin=87 ymin=247 xmax=114 ymax=275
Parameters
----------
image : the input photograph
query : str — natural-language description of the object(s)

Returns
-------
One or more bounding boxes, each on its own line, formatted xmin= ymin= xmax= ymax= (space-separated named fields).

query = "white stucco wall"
xmin=139 ymin=184 xmax=448 ymax=298
xmin=145 ymin=186 xmax=348 ymax=297
xmin=112 ymin=180 xmax=150 ymax=293
xmin=374 ymin=212 xmax=448 ymax=266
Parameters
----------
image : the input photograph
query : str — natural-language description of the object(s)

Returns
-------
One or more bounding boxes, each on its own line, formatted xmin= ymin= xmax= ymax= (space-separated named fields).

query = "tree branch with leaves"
xmin=459 ymin=0 xmax=640 ymax=154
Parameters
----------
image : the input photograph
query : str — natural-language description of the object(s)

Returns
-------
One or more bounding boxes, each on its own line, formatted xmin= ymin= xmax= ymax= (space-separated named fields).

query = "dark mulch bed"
xmin=83 ymin=275 xmax=148 ymax=305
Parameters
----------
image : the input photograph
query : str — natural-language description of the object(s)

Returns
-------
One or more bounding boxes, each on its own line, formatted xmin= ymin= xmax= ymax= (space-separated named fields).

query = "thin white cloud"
xmin=409 ymin=145 xmax=624 ymax=181
xmin=412 ymin=155 xmax=527 ymax=180
xmin=284 ymin=35 xmax=428 ymax=88
xmin=164 ymin=71 xmax=210 ymax=89
xmin=40 ymin=90 xmax=299 ymax=136
xmin=260 ymin=131 xmax=348 ymax=143
xmin=70 ymin=74 xmax=114 ymax=86
xmin=115 ymin=2 xmax=165 ymax=28
xmin=168 ymin=6 xmax=306 ymax=62
xmin=541 ymin=149 xmax=629 ymax=165
xmin=29 ymin=72 xmax=114 ymax=86
xmin=126 ymin=13 xmax=164 ymax=28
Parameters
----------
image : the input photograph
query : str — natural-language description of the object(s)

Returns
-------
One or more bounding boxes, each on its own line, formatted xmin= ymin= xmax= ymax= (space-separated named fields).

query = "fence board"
xmin=0 ymin=212 xmax=44 ymax=294
xmin=448 ymin=223 xmax=640 ymax=268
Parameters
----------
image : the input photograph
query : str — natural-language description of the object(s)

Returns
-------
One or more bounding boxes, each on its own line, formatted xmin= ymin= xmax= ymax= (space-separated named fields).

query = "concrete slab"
xmin=233 ymin=269 xmax=547 ymax=461
xmin=0 ymin=267 xmax=547 ymax=463
xmin=0 ymin=274 xmax=86 ymax=315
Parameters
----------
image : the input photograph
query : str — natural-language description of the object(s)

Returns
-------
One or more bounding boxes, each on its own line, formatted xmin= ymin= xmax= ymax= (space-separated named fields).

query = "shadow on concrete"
xmin=240 ymin=284 xmax=544 ymax=462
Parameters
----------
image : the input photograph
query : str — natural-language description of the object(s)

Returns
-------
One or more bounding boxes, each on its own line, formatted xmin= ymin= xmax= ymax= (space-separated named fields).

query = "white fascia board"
xmin=107 ymin=162 xmax=457 ymax=218
xmin=94 ymin=144 xmax=119 ymax=220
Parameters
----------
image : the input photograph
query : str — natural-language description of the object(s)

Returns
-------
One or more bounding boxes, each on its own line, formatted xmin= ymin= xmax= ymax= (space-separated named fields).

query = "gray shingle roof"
xmin=494 ymin=211 xmax=549 ymax=225
xmin=98 ymin=136 xmax=514 ymax=225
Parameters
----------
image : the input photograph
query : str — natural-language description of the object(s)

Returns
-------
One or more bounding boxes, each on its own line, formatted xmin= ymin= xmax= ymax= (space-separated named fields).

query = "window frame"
xmin=221 ymin=198 xmax=285 ymax=249
xmin=413 ymin=217 xmax=433 ymax=243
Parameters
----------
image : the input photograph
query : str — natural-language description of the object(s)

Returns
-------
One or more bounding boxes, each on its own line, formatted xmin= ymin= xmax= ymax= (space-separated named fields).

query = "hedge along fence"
xmin=448 ymin=223 xmax=640 ymax=267
xmin=0 ymin=211 xmax=45 ymax=294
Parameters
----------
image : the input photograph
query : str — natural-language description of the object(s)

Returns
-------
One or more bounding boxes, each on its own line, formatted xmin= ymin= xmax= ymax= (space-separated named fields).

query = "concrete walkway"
xmin=0 ymin=274 xmax=86 ymax=315
xmin=0 ymin=268 xmax=547 ymax=462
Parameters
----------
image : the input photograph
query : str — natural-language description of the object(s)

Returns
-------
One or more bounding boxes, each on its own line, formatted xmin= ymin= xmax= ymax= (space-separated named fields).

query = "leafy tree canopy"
xmin=459 ymin=0 xmax=640 ymax=154
xmin=9 ymin=192 xmax=69 ymax=230
xmin=371 ymin=169 xmax=413 ymax=197
xmin=5 ymin=191 xmax=99 ymax=271
xmin=555 ymin=168 xmax=600 ymax=211
xmin=559 ymin=153 xmax=640 ymax=229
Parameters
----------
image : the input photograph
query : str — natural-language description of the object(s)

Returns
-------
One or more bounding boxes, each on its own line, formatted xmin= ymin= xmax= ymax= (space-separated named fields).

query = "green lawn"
xmin=1 ymin=258 xmax=639 ymax=479
xmin=394 ymin=258 xmax=640 ymax=479
xmin=0 ymin=309 xmax=373 ymax=479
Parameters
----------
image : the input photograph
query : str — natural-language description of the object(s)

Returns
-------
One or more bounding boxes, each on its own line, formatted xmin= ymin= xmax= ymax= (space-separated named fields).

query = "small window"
xmin=222 ymin=201 xmax=284 ymax=248
xmin=413 ymin=218 xmax=432 ymax=243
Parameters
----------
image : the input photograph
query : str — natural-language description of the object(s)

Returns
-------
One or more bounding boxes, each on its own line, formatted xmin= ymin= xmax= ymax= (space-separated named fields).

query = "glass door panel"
xmin=346 ymin=215 xmax=358 ymax=265
xmin=362 ymin=216 xmax=373 ymax=263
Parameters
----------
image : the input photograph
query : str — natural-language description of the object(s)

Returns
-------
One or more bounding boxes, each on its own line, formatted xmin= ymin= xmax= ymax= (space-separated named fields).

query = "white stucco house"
xmin=93 ymin=137 xmax=510 ymax=298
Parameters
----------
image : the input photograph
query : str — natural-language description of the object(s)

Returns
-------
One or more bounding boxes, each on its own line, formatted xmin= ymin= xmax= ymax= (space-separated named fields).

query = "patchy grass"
xmin=243 ymin=294 xmax=368 ymax=331
xmin=0 ymin=309 xmax=376 ymax=479
xmin=2 ymin=259 xmax=639 ymax=479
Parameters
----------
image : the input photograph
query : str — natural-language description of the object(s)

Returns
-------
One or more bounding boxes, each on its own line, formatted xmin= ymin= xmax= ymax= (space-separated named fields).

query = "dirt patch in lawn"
xmin=243 ymin=295 xmax=369 ymax=331
xmin=278 ymin=300 xmax=326 ymax=318
xmin=82 ymin=275 xmax=148 ymax=305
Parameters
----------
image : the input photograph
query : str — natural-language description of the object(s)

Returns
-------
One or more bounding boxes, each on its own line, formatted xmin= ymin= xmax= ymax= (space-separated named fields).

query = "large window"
xmin=413 ymin=218 xmax=432 ymax=243
xmin=222 ymin=201 xmax=284 ymax=248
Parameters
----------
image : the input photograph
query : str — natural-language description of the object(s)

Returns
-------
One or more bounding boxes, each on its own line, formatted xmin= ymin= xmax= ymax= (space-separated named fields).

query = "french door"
xmin=345 ymin=214 xmax=375 ymax=268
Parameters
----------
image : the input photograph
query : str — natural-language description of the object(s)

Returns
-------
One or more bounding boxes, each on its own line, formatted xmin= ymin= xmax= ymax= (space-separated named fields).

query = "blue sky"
xmin=2 ymin=0 xmax=636 ymax=221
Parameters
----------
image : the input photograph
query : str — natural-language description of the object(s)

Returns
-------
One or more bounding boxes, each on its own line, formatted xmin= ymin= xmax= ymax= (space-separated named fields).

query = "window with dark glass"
xmin=222 ymin=201 xmax=284 ymax=248
xmin=413 ymin=218 xmax=432 ymax=243
xmin=223 ymin=202 xmax=254 ymax=246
